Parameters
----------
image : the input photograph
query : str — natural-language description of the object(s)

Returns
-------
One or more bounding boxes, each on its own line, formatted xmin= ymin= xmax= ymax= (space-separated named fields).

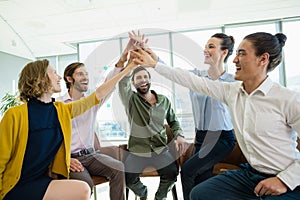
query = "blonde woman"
xmin=0 ymin=59 xmax=136 ymax=200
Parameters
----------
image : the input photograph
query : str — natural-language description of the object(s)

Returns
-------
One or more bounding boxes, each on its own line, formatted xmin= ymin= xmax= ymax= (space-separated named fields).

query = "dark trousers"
xmin=181 ymin=129 xmax=236 ymax=200
xmin=190 ymin=163 xmax=300 ymax=200
xmin=125 ymin=150 xmax=178 ymax=200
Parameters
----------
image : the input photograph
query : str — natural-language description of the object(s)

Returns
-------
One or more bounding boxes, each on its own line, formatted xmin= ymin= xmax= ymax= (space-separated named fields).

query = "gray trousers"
xmin=70 ymin=152 xmax=125 ymax=200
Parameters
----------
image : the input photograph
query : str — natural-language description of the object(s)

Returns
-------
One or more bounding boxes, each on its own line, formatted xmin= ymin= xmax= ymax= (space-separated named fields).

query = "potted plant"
xmin=0 ymin=92 xmax=21 ymax=116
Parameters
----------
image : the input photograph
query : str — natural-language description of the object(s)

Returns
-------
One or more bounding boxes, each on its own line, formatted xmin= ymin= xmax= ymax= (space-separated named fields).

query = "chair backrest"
xmin=94 ymin=132 xmax=101 ymax=150
xmin=218 ymin=137 xmax=300 ymax=167
xmin=220 ymin=142 xmax=247 ymax=166
xmin=94 ymin=132 xmax=120 ymax=160
xmin=178 ymin=143 xmax=194 ymax=167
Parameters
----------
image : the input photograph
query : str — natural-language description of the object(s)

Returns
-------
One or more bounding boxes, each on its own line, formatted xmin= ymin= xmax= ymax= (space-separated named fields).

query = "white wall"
xmin=0 ymin=51 xmax=32 ymax=102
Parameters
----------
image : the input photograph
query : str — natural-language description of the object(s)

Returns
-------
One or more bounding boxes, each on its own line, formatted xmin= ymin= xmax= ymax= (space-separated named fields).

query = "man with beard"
xmin=118 ymin=64 xmax=187 ymax=200
xmin=56 ymin=62 xmax=126 ymax=200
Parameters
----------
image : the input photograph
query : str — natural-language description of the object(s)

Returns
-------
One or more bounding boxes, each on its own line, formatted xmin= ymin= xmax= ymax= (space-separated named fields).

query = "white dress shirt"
xmin=155 ymin=63 xmax=300 ymax=190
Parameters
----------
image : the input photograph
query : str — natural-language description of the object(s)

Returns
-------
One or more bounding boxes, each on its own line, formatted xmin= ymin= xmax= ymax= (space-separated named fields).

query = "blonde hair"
xmin=18 ymin=59 xmax=52 ymax=102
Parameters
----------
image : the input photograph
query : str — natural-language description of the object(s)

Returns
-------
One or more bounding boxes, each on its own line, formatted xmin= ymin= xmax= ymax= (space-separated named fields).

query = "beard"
xmin=74 ymin=81 xmax=88 ymax=93
xmin=135 ymin=82 xmax=151 ymax=95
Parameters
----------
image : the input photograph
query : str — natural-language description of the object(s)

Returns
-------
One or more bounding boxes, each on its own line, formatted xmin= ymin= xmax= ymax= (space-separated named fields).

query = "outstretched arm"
xmin=95 ymin=61 xmax=137 ymax=100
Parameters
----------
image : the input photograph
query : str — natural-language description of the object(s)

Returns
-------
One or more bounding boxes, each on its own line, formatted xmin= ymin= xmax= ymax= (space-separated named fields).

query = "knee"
xmin=70 ymin=173 xmax=94 ymax=190
xmin=190 ymin=186 xmax=199 ymax=200
xmin=116 ymin=160 xmax=125 ymax=172
xmin=190 ymin=184 xmax=207 ymax=200
xmin=78 ymin=181 xmax=91 ymax=199
xmin=112 ymin=161 xmax=125 ymax=178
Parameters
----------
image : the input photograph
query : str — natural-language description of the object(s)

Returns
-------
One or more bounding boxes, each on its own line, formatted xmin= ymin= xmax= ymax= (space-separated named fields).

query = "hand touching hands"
xmin=130 ymin=47 xmax=158 ymax=68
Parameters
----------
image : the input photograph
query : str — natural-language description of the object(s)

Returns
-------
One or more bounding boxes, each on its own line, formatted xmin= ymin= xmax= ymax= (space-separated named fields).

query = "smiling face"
xmin=204 ymin=37 xmax=227 ymax=66
xmin=47 ymin=65 xmax=62 ymax=94
xmin=233 ymin=39 xmax=263 ymax=82
xmin=69 ymin=66 xmax=89 ymax=93
xmin=132 ymin=69 xmax=151 ymax=95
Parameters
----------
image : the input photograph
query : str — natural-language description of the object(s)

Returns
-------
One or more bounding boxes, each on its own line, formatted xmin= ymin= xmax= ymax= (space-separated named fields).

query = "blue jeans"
xmin=181 ymin=129 xmax=236 ymax=200
xmin=190 ymin=163 xmax=300 ymax=200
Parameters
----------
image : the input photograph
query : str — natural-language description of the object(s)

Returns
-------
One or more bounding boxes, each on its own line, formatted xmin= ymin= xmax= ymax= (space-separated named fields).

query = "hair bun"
xmin=229 ymin=36 xmax=235 ymax=44
xmin=275 ymin=33 xmax=287 ymax=47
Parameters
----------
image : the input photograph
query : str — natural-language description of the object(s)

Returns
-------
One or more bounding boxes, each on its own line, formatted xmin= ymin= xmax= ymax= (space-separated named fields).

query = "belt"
xmin=71 ymin=148 xmax=94 ymax=158
xmin=243 ymin=163 xmax=275 ymax=178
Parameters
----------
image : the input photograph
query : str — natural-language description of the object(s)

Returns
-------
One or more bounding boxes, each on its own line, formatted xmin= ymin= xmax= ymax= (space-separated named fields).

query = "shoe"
xmin=140 ymin=197 xmax=147 ymax=200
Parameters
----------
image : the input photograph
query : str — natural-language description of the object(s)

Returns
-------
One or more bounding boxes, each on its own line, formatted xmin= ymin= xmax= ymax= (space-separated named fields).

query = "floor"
xmin=91 ymin=176 xmax=184 ymax=200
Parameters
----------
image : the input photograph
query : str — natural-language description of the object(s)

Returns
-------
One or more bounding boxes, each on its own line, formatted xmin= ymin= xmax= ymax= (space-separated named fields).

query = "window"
xmin=77 ymin=19 xmax=299 ymax=141
xmin=282 ymin=20 xmax=300 ymax=92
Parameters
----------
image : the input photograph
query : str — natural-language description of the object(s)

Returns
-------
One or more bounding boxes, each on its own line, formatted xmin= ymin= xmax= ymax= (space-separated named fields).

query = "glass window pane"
xmin=282 ymin=20 xmax=300 ymax=92
xmin=79 ymin=39 xmax=124 ymax=140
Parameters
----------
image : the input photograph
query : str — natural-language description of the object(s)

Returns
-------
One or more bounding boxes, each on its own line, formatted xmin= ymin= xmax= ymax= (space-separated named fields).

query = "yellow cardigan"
xmin=0 ymin=92 xmax=100 ymax=199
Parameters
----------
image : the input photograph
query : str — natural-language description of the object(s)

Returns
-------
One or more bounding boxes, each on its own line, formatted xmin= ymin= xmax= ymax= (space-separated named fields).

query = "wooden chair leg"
xmin=93 ymin=185 xmax=97 ymax=200
xmin=171 ymin=184 xmax=178 ymax=200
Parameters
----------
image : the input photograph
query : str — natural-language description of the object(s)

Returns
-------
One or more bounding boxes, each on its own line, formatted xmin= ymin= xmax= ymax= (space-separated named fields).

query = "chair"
xmin=212 ymin=142 xmax=247 ymax=175
xmin=91 ymin=133 xmax=121 ymax=200
xmin=120 ymin=125 xmax=179 ymax=200
xmin=179 ymin=136 xmax=249 ymax=175
xmin=212 ymin=138 xmax=300 ymax=175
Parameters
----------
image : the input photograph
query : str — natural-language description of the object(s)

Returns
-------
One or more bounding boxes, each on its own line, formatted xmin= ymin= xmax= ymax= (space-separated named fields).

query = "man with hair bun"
xmin=132 ymin=32 xmax=300 ymax=199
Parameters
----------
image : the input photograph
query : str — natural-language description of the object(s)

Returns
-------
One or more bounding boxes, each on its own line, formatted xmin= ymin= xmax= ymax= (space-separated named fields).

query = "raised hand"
xmin=116 ymin=30 xmax=148 ymax=68
xmin=130 ymin=46 xmax=158 ymax=68
xmin=128 ymin=30 xmax=148 ymax=50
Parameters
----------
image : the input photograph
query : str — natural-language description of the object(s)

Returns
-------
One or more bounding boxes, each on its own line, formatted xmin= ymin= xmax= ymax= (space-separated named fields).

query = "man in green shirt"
xmin=118 ymin=63 xmax=187 ymax=200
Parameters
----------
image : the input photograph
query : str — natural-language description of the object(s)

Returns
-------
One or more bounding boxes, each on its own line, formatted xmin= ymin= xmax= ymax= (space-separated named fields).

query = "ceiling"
xmin=1 ymin=0 xmax=300 ymax=60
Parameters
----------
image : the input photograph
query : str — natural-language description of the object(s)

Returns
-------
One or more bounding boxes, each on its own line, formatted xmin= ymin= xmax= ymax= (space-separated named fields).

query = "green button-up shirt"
xmin=119 ymin=75 xmax=183 ymax=157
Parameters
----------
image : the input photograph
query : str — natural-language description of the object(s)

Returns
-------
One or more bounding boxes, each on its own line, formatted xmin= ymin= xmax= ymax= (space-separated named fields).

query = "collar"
xmin=59 ymin=92 xmax=74 ymax=103
xmin=254 ymin=76 xmax=273 ymax=95
xmin=239 ymin=76 xmax=273 ymax=96
xmin=137 ymin=90 xmax=161 ymax=104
